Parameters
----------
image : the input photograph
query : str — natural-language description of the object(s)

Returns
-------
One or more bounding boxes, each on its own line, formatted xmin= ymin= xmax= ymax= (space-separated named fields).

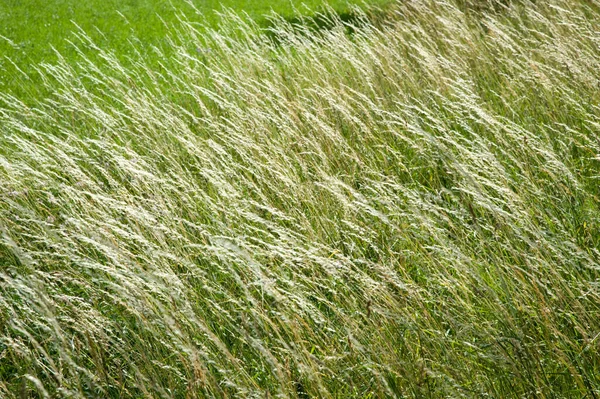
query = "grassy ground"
xmin=0 ymin=0 xmax=390 ymax=100
xmin=1 ymin=0 xmax=600 ymax=397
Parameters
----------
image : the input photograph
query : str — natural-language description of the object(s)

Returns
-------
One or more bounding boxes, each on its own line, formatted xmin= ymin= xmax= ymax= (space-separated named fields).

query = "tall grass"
xmin=1 ymin=0 xmax=599 ymax=397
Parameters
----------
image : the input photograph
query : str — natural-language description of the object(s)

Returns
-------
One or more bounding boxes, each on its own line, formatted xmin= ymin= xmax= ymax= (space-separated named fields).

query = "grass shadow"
xmin=258 ymin=3 xmax=394 ymax=45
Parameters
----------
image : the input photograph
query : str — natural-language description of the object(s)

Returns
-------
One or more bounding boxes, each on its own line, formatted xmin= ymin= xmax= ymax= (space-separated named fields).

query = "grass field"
xmin=1 ymin=0 xmax=600 ymax=397
xmin=0 ymin=0 xmax=390 ymax=99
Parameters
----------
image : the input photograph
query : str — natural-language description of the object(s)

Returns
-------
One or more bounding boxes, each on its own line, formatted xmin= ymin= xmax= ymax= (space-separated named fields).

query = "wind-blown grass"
xmin=1 ymin=0 xmax=599 ymax=397
xmin=0 ymin=0 xmax=390 ymax=100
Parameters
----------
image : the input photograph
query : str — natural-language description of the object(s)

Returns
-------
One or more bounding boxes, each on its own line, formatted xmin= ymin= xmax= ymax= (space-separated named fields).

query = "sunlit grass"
xmin=0 ymin=0 xmax=390 ymax=100
xmin=1 ymin=0 xmax=599 ymax=397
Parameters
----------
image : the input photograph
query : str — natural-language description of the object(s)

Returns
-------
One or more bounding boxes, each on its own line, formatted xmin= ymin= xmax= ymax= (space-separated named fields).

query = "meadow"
xmin=0 ymin=0 xmax=389 ymax=99
xmin=1 ymin=0 xmax=600 ymax=397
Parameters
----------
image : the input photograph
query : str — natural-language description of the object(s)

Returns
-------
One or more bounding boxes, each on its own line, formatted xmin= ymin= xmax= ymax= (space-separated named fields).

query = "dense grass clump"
xmin=1 ymin=0 xmax=600 ymax=397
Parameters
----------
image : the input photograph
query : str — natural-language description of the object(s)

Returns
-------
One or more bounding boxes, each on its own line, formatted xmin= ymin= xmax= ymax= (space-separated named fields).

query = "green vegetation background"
xmin=0 ymin=0 xmax=388 ymax=99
